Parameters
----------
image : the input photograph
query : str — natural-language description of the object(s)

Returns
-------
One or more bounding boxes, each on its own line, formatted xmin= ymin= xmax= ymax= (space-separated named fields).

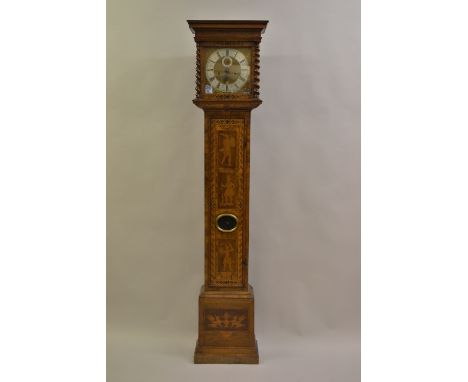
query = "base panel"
xmin=194 ymin=340 xmax=259 ymax=364
xmin=194 ymin=285 xmax=258 ymax=364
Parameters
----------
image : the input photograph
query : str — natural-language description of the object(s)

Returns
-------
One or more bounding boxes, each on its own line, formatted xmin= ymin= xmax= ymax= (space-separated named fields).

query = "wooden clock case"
xmin=187 ymin=20 xmax=268 ymax=364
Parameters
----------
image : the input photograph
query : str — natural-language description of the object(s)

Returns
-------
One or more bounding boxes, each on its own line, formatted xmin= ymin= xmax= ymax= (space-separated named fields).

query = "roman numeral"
xmin=239 ymin=59 xmax=245 ymax=64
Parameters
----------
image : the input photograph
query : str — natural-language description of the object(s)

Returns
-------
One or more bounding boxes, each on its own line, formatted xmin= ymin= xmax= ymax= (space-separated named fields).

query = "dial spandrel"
xmin=204 ymin=48 xmax=251 ymax=94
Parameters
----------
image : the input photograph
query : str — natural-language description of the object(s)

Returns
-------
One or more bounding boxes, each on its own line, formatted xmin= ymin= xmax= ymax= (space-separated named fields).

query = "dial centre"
xmin=222 ymin=56 xmax=233 ymax=67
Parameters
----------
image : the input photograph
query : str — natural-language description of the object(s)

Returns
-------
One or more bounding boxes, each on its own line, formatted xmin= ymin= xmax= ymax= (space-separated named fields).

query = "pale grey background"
xmin=107 ymin=0 xmax=360 ymax=381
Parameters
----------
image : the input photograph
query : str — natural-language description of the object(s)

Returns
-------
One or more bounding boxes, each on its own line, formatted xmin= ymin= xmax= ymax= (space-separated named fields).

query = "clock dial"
xmin=205 ymin=48 xmax=251 ymax=94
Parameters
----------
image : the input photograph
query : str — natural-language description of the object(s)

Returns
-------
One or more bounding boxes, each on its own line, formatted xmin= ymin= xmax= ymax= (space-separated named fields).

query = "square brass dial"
xmin=203 ymin=47 xmax=252 ymax=95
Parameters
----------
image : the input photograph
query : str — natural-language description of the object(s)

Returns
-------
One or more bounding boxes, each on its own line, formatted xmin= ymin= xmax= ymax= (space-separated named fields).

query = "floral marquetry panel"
xmin=204 ymin=309 xmax=248 ymax=331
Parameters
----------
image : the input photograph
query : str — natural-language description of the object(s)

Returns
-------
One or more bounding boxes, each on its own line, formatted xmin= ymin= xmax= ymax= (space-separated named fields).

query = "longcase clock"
xmin=188 ymin=20 xmax=268 ymax=364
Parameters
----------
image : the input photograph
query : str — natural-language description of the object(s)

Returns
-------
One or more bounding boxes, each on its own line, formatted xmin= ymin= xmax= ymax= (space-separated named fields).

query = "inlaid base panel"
xmin=194 ymin=285 xmax=259 ymax=364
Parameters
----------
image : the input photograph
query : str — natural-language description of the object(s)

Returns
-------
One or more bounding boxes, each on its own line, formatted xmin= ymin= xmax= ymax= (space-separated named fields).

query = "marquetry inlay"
xmin=209 ymin=119 xmax=244 ymax=287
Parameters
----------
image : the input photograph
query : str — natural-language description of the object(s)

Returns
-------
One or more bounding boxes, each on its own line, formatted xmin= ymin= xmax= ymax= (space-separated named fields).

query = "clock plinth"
xmin=188 ymin=20 xmax=268 ymax=365
xmin=194 ymin=285 xmax=258 ymax=364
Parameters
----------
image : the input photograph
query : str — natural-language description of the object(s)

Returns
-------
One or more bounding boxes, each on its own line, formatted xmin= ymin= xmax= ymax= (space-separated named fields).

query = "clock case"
xmin=188 ymin=20 xmax=268 ymax=364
